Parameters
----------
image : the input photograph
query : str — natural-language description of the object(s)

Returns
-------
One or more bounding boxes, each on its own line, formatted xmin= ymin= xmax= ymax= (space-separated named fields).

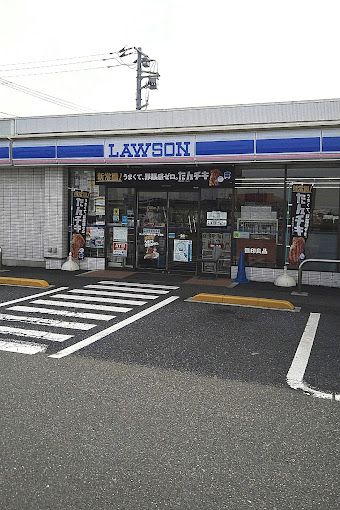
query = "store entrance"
xmin=105 ymin=186 xmax=232 ymax=275
xmin=137 ymin=190 xmax=199 ymax=272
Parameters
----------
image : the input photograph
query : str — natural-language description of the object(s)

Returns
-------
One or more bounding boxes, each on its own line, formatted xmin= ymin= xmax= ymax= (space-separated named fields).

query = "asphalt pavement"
xmin=0 ymin=266 xmax=339 ymax=509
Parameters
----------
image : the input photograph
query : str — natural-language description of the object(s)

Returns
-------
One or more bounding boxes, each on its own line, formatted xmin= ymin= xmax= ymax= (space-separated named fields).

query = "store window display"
xmin=69 ymin=169 xmax=106 ymax=259
xmin=235 ymin=167 xmax=285 ymax=268
xmin=287 ymin=166 xmax=340 ymax=271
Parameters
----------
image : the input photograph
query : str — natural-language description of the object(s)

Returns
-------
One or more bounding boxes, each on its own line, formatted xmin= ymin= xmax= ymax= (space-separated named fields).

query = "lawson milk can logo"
xmin=106 ymin=139 xmax=192 ymax=159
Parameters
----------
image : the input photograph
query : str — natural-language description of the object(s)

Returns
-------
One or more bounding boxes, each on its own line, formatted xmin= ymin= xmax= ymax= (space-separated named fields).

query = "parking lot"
xmin=0 ymin=270 xmax=339 ymax=509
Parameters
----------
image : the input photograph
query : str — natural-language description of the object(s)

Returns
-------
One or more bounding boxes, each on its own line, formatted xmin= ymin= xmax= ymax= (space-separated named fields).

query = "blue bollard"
xmin=234 ymin=250 xmax=249 ymax=284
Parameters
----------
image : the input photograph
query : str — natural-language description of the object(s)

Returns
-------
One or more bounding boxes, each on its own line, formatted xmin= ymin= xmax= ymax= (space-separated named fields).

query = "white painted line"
xmin=32 ymin=299 xmax=131 ymax=313
xmin=0 ymin=287 xmax=69 ymax=308
xmin=287 ymin=313 xmax=320 ymax=385
xmin=50 ymin=294 xmax=139 ymax=308
xmin=0 ymin=325 xmax=72 ymax=342
xmin=0 ymin=313 xmax=96 ymax=330
xmin=68 ymin=289 xmax=155 ymax=301
xmin=286 ymin=313 xmax=340 ymax=401
xmin=0 ymin=339 xmax=47 ymax=355
xmin=98 ymin=280 xmax=179 ymax=290
xmin=85 ymin=284 xmax=169 ymax=295
xmin=9 ymin=305 xmax=115 ymax=321
xmin=50 ymin=295 xmax=179 ymax=359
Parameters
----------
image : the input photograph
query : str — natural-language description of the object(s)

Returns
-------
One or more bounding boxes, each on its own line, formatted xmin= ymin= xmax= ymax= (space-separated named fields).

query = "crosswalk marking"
xmin=68 ymin=289 xmax=156 ymax=301
xmin=0 ymin=313 xmax=96 ymax=330
xmin=31 ymin=299 xmax=131 ymax=313
xmin=50 ymin=293 xmax=141 ymax=307
xmin=8 ymin=305 xmax=115 ymax=321
xmin=0 ymin=280 xmax=181 ymax=358
xmin=50 ymin=295 xmax=180 ymax=359
xmin=98 ymin=281 xmax=179 ymax=290
xmin=0 ymin=339 xmax=47 ymax=354
xmin=85 ymin=284 xmax=170 ymax=295
xmin=0 ymin=287 xmax=69 ymax=308
xmin=0 ymin=326 xmax=72 ymax=342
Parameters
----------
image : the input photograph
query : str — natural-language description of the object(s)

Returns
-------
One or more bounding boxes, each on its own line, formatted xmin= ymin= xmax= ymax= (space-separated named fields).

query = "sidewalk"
xmin=1 ymin=265 xmax=339 ymax=313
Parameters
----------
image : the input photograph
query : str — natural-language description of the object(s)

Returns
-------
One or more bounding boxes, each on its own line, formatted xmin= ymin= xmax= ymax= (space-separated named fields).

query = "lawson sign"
xmin=6 ymin=127 xmax=340 ymax=166
xmin=106 ymin=139 xmax=192 ymax=159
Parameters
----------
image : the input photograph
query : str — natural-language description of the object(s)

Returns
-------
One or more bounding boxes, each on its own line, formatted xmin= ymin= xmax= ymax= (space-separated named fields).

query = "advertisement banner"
xmin=71 ymin=190 xmax=90 ymax=259
xmin=95 ymin=168 xmax=234 ymax=188
xmin=288 ymin=184 xmax=314 ymax=265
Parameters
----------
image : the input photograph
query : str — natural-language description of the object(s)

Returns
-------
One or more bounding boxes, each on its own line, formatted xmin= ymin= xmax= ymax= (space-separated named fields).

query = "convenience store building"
xmin=0 ymin=98 xmax=339 ymax=286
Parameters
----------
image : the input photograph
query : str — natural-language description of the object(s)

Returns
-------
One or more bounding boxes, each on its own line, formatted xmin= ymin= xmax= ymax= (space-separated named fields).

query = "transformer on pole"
xmin=119 ymin=46 xmax=159 ymax=110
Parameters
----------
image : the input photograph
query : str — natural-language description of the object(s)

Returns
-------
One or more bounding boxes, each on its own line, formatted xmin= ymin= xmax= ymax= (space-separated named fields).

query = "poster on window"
xmin=173 ymin=239 xmax=192 ymax=262
xmin=71 ymin=190 xmax=90 ymax=259
xmin=113 ymin=242 xmax=128 ymax=257
xmin=288 ymin=184 xmax=314 ymax=265
xmin=86 ymin=227 xmax=104 ymax=248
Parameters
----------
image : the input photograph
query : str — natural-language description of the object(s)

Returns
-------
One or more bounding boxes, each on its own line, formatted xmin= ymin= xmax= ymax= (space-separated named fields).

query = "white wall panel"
xmin=11 ymin=98 xmax=340 ymax=137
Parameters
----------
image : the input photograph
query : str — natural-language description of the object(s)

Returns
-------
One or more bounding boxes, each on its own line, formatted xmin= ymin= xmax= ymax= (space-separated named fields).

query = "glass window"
xmin=287 ymin=165 xmax=340 ymax=270
xmin=234 ymin=167 xmax=285 ymax=268
xmin=200 ymin=188 xmax=233 ymax=228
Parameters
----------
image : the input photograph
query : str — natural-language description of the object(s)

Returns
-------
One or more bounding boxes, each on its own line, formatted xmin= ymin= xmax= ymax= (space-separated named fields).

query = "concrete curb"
xmin=0 ymin=277 xmax=50 ymax=288
xmin=188 ymin=293 xmax=296 ymax=311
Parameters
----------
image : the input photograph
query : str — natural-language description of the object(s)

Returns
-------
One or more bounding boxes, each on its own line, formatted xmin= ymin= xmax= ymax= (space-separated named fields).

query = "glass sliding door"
xmin=167 ymin=191 xmax=199 ymax=272
xmin=137 ymin=191 xmax=167 ymax=269
xmin=106 ymin=188 xmax=136 ymax=268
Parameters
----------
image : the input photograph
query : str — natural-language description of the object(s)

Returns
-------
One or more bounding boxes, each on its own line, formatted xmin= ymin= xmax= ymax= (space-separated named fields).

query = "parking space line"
xmin=287 ymin=313 xmax=321 ymax=385
xmin=287 ymin=313 xmax=340 ymax=401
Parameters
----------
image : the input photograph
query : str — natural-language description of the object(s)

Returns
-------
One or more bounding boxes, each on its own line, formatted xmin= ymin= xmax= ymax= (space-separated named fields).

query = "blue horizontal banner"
xmin=322 ymin=136 xmax=340 ymax=152
xmin=13 ymin=146 xmax=56 ymax=159
xmin=8 ymin=135 xmax=338 ymax=163
xmin=196 ymin=139 xmax=254 ymax=155
xmin=57 ymin=144 xmax=104 ymax=158
xmin=0 ymin=147 xmax=9 ymax=158
xmin=256 ymin=137 xmax=320 ymax=154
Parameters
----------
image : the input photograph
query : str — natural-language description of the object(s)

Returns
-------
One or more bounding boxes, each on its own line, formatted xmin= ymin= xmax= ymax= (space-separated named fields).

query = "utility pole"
xmin=134 ymin=47 xmax=160 ymax=110
xmin=118 ymin=46 xmax=160 ymax=110
xmin=136 ymin=47 xmax=143 ymax=111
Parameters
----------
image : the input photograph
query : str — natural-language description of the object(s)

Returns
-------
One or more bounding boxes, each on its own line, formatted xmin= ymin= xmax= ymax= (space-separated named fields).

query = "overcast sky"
xmin=1 ymin=0 xmax=340 ymax=118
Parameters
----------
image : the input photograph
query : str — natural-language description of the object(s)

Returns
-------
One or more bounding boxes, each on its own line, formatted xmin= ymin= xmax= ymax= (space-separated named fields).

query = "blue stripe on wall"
xmin=57 ymin=144 xmax=104 ymax=158
xmin=0 ymin=147 xmax=9 ymax=158
xmin=13 ymin=146 xmax=56 ymax=159
xmin=196 ymin=139 xmax=254 ymax=155
xmin=256 ymin=137 xmax=320 ymax=154
xmin=322 ymin=136 xmax=340 ymax=152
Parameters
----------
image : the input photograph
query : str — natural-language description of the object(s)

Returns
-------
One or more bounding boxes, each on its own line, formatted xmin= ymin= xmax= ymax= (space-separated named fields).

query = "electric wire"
xmin=2 ymin=61 xmax=136 ymax=78
xmin=0 ymin=77 xmax=93 ymax=112
xmin=0 ymin=51 xmax=118 ymax=68
xmin=0 ymin=47 xmax=156 ymax=113
xmin=0 ymin=54 xmax=136 ymax=75
xmin=0 ymin=111 xmax=15 ymax=117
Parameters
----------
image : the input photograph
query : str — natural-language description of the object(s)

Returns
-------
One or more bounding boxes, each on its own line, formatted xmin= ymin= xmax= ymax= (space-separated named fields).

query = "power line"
xmin=1 ymin=61 xmax=136 ymax=78
xmin=0 ymin=51 xmax=118 ymax=68
xmin=0 ymin=54 xmax=136 ymax=75
xmin=0 ymin=77 xmax=93 ymax=112
xmin=0 ymin=111 xmax=15 ymax=117
xmin=0 ymin=56 xmax=114 ymax=73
